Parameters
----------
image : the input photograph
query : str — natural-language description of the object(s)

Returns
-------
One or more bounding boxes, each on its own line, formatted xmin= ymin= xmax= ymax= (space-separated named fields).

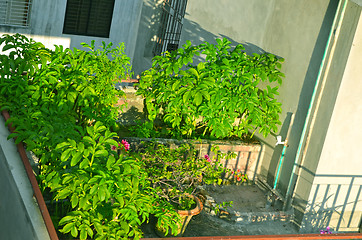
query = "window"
xmin=0 ymin=0 xmax=32 ymax=27
xmin=63 ymin=0 xmax=115 ymax=38
xmin=153 ymin=0 xmax=188 ymax=56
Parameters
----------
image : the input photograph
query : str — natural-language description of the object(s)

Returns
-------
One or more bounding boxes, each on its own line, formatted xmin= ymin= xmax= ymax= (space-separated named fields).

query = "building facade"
xmin=1 ymin=0 xmax=361 ymax=233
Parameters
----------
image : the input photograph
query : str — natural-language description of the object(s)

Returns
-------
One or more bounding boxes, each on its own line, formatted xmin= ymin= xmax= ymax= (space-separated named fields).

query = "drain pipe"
xmin=283 ymin=0 xmax=348 ymax=211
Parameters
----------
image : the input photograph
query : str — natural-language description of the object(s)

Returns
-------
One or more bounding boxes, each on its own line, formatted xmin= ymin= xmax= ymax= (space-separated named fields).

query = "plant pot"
xmin=155 ymin=194 xmax=203 ymax=237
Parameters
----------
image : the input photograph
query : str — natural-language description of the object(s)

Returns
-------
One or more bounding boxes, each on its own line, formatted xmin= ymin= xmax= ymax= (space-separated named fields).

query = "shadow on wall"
xmin=134 ymin=0 xmax=281 ymax=75
xmin=275 ymin=0 xmax=340 ymax=197
xmin=292 ymin=173 xmax=362 ymax=233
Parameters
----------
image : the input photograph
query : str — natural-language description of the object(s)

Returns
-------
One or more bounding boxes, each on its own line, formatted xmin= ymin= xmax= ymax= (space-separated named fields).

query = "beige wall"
xmin=306 ymin=9 xmax=362 ymax=232
xmin=293 ymin=1 xmax=362 ymax=232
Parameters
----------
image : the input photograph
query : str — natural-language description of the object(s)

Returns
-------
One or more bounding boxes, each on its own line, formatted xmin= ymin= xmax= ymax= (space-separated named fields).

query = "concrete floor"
xmin=142 ymin=184 xmax=299 ymax=238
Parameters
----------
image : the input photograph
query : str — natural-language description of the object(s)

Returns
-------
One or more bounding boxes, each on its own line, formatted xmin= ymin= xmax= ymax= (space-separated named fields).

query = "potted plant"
xmin=131 ymin=141 xmax=237 ymax=236
xmin=136 ymin=38 xmax=284 ymax=140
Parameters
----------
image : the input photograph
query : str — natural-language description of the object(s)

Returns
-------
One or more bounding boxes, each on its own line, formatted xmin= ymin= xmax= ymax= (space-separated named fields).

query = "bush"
xmin=136 ymin=38 xmax=284 ymax=139
xmin=0 ymin=33 xmax=153 ymax=240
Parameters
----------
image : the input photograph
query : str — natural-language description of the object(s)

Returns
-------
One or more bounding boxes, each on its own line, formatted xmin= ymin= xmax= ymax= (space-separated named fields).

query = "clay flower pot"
xmin=155 ymin=194 xmax=203 ymax=237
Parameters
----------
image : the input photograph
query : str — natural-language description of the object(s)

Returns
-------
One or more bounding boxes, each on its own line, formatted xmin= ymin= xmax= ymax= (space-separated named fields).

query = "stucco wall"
xmin=294 ymin=2 xmax=362 ymax=232
xmin=0 ymin=0 xmax=142 ymax=60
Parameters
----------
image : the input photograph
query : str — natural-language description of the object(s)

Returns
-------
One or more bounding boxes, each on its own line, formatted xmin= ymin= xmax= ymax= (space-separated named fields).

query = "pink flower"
xmin=121 ymin=139 xmax=130 ymax=151
xmin=111 ymin=145 xmax=117 ymax=151
xmin=204 ymin=154 xmax=211 ymax=162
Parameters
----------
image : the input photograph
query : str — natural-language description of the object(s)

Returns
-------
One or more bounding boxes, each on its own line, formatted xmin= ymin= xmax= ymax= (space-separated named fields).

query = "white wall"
xmin=0 ymin=0 xmax=142 ymax=60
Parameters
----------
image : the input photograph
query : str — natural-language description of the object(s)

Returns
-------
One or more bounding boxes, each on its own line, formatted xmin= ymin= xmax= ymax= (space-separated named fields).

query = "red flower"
xmin=121 ymin=139 xmax=130 ymax=151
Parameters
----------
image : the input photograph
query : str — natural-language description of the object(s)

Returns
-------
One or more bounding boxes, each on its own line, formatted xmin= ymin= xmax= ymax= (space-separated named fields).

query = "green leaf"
xmin=57 ymin=188 xmax=71 ymax=200
xmin=90 ymin=184 xmax=98 ymax=195
xmin=71 ymin=151 xmax=83 ymax=166
xmin=80 ymin=227 xmax=87 ymax=240
xmin=62 ymin=222 xmax=74 ymax=233
xmin=83 ymin=136 xmax=95 ymax=145
xmin=104 ymin=138 xmax=118 ymax=147
xmin=94 ymin=149 xmax=108 ymax=158
xmin=98 ymin=186 xmax=106 ymax=202
xmin=222 ymin=58 xmax=229 ymax=65
xmin=79 ymin=158 xmax=89 ymax=169
xmin=183 ymin=90 xmax=191 ymax=103
xmin=197 ymin=62 xmax=205 ymax=71
xmin=59 ymin=215 xmax=75 ymax=226
xmin=106 ymin=155 xmax=115 ymax=169
xmin=55 ymin=142 xmax=70 ymax=150
xmin=71 ymin=225 xmax=78 ymax=237
xmin=92 ymin=194 xmax=99 ymax=209
xmin=71 ymin=194 xmax=79 ymax=208
xmin=189 ymin=68 xmax=199 ymax=78
xmin=2 ymin=44 xmax=15 ymax=52
xmin=60 ymin=148 xmax=72 ymax=162
xmin=62 ymin=175 xmax=73 ymax=184
xmin=194 ymin=92 xmax=203 ymax=106
xmin=79 ymin=196 xmax=88 ymax=209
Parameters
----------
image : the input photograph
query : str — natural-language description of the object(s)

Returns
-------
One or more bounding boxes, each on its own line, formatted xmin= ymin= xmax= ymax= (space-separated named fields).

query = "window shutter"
xmin=63 ymin=0 xmax=115 ymax=38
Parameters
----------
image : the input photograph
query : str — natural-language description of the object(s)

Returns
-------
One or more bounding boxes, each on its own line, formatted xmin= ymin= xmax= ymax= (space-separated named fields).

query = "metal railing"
xmin=153 ymin=0 xmax=188 ymax=56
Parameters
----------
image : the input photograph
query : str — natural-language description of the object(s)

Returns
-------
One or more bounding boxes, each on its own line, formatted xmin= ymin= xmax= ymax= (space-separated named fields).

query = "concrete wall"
xmin=0 ymin=118 xmax=50 ymax=239
xmin=132 ymin=0 xmax=163 ymax=75
xmin=292 ymin=1 xmax=362 ymax=232
xmin=0 ymin=0 xmax=142 ymax=60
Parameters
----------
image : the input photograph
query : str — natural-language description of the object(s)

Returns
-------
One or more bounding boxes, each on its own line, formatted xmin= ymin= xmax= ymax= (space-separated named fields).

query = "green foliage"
xmin=136 ymin=38 xmax=284 ymax=139
xmin=0 ymin=34 xmax=155 ymax=240
xmin=138 ymin=141 xmax=235 ymax=235
xmin=128 ymin=120 xmax=159 ymax=138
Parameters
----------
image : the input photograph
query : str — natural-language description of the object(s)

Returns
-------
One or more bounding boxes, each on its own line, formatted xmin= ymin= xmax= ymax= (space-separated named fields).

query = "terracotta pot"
xmin=155 ymin=194 xmax=203 ymax=237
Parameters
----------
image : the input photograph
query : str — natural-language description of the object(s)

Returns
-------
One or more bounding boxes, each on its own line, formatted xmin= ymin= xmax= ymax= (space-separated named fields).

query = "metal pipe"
xmin=283 ymin=0 xmax=348 ymax=211
xmin=273 ymin=113 xmax=295 ymax=190
xmin=1 ymin=110 xmax=59 ymax=240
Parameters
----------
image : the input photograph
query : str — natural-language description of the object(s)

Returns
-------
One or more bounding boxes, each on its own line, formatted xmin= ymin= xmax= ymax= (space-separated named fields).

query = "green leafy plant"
xmin=0 ymin=34 xmax=156 ymax=240
xmin=136 ymin=38 xmax=284 ymax=139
